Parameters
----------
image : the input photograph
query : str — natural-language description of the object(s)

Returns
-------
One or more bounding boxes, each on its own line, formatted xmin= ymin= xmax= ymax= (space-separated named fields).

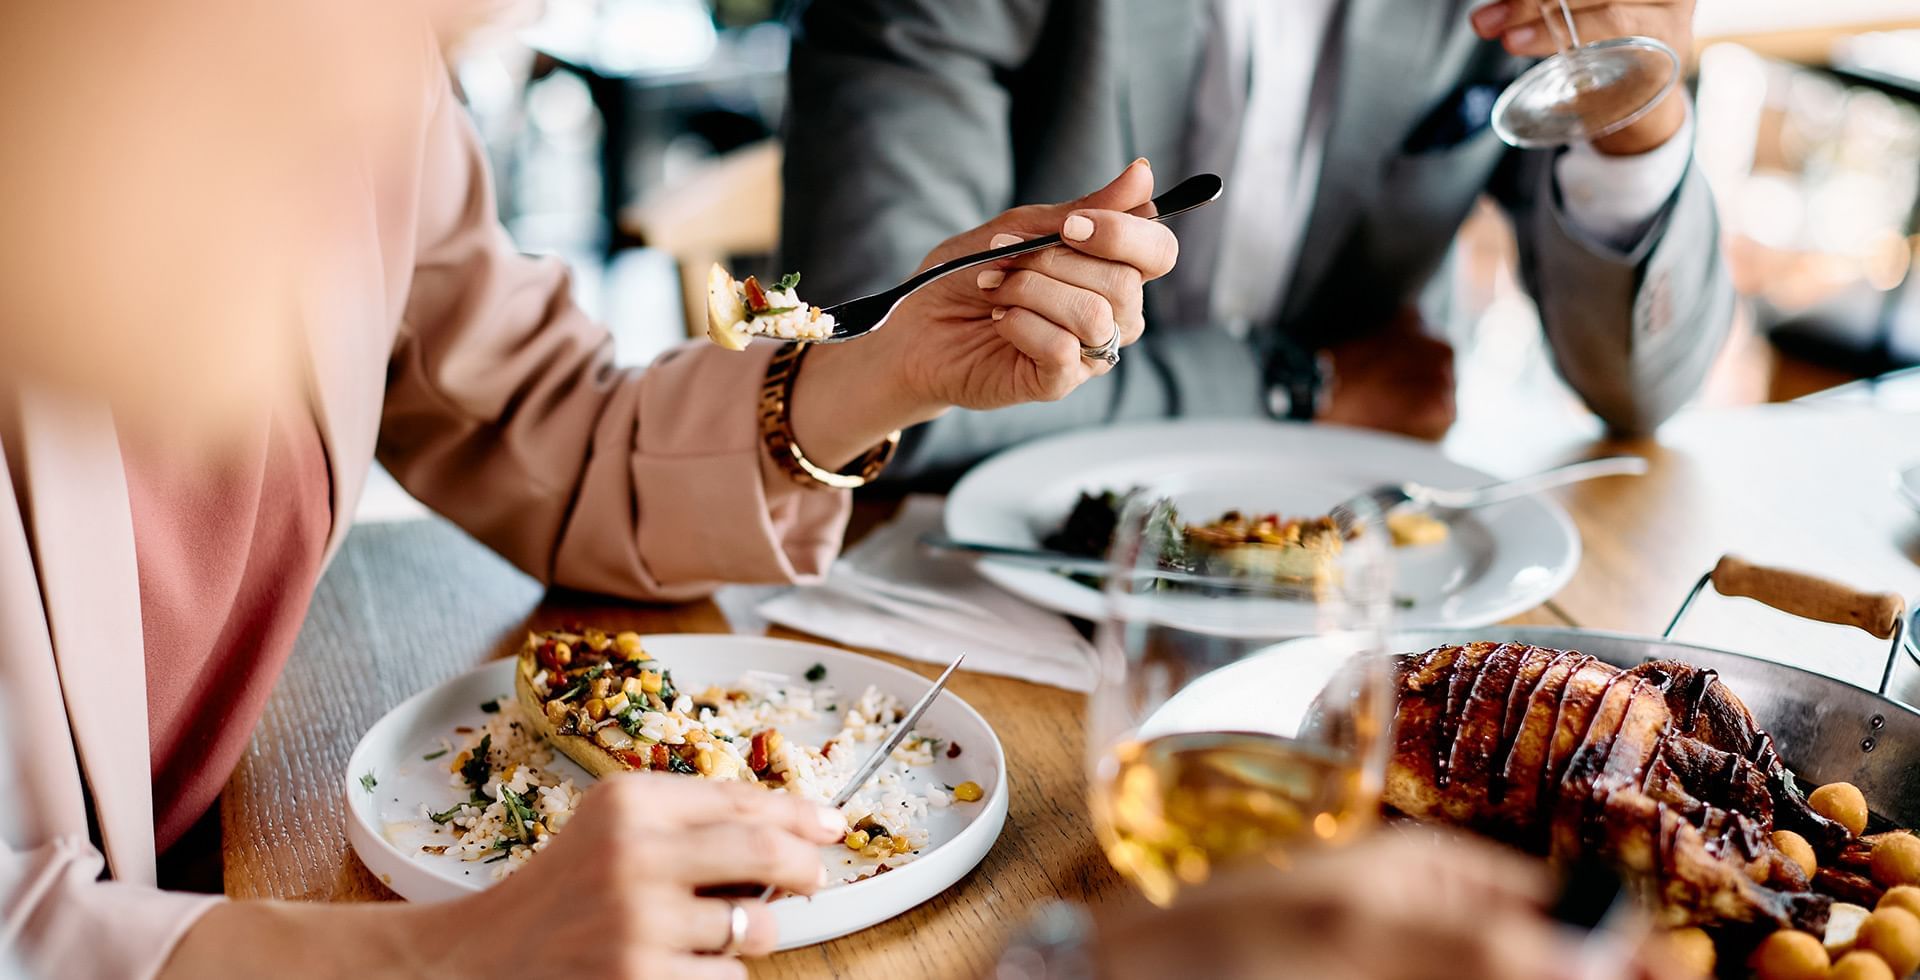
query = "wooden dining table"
xmin=212 ymin=364 xmax=1920 ymax=978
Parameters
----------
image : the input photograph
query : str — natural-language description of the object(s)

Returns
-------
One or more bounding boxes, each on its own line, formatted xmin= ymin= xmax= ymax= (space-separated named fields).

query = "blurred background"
xmin=362 ymin=0 xmax=1920 ymax=517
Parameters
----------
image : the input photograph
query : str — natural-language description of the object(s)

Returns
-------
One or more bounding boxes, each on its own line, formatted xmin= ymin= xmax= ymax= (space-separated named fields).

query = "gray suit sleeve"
xmin=783 ymin=0 xmax=1267 ymax=483
xmin=782 ymin=0 xmax=1043 ymax=304
xmin=1500 ymin=153 xmax=1734 ymax=434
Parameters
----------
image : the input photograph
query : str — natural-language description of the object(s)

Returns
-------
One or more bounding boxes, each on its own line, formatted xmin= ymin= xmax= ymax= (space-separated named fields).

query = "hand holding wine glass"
xmin=1470 ymin=0 xmax=1695 ymax=154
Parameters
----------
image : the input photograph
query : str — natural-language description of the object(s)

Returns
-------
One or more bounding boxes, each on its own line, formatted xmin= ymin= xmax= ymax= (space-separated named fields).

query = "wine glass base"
xmin=1490 ymin=36 xmax=1681 ymax=149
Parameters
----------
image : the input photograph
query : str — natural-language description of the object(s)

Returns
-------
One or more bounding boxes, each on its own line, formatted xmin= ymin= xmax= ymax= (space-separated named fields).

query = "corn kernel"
xmin=622 ymin=677 xmax=644 ymax=697
xmin=591 ymin=677 xmax=612 ymax=699
xmin=640 ymin=672 xmax=664 ymax=694
xmin=552 ymin=642 xmax=572 ymax=665
xmin=695 ymin=748 xmax=715 ymax=775
xmin=843 ymin=830 xmax=870 ymax=851
xmin=953 ymin=781 xmax=984 ymax=802
xmin=615 ymin=632 xmax=649 ymax=661
xmin=585 ymin=698 xmax=607 ymax=721
xmin=584 ymin=628 xmax=610 ymax=652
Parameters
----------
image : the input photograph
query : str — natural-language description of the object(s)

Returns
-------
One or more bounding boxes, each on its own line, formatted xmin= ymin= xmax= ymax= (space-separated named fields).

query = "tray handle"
xmin=1665 ymin=554 xmax=1910 ymax=695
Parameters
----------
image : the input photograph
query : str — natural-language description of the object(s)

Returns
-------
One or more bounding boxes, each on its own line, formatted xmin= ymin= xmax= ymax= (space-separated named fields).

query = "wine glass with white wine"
xmin=1086 ymin=494 xmax=1394 ymax=907
xmin=1490 ymin=0 xmax=1680 ymax=148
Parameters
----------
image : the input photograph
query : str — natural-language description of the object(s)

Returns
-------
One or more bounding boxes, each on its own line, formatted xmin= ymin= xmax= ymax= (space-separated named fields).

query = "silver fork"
xmin=1327 ymin=455 xmax=1649 ymax=532
xmin=804 ymin=173 xmax=1223 ymax=343
xmin=752 ymin=653 xmax=966 ymax=902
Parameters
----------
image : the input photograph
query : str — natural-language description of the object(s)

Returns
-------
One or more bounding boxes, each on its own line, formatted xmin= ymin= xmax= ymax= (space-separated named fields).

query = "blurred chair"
xmin=621 ymin=138 xmax=782 ymax=337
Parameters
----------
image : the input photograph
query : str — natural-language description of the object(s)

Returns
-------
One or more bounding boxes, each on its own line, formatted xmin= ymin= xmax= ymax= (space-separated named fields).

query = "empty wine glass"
xmin=1490 ymin=0 xmax=1681 ymax=148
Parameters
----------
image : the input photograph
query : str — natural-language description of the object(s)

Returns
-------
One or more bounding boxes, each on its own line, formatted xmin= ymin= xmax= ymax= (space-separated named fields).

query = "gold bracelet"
xmin=759 ymin=343 xmax=900 ymax=490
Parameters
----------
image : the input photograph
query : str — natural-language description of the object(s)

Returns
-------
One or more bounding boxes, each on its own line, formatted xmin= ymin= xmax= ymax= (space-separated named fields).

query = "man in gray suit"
xmin=782 ymin=0 xmax=1732 ymax=480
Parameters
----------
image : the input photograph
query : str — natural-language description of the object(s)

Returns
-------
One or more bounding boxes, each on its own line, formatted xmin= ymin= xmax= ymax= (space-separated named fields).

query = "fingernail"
xmin=1470 ymin=2 xmax=1508 ymax=36
xmin=1063 ymin=214 xmax=1095 ymax=242
xmin=990 ymin=233 xmax=1022 ymax=248
xmin=815 ymin=806 xmax=846 ymax=838
xmin=991 ymin=307 xmax=1007 ymax=321
xmin=977 ymin=270 xmax=1005 ymax=289
xmin=1508 ymin=24 xmax=1537 ymax=46
xmin=1132 ymin=156 xmax=1150 ymax=170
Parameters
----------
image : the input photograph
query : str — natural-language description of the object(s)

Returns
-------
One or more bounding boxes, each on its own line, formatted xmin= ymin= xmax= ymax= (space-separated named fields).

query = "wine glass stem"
xmin=1552 ymin=0 xmax=1582 ymax=49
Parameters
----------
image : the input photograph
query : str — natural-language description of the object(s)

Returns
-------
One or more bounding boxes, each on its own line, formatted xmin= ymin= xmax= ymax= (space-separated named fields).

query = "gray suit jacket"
xmin=782 ymin=0 xmax=1734 ymax=480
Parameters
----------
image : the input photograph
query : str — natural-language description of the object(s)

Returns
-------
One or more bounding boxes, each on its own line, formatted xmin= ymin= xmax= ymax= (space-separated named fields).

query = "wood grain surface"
xmin=218 ymin=402 xmax=1920 ymax=979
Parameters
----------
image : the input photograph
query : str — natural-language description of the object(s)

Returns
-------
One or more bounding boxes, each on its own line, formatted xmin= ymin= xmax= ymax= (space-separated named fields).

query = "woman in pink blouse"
xmin=0 ymin=2 xmax=1174 ymax=976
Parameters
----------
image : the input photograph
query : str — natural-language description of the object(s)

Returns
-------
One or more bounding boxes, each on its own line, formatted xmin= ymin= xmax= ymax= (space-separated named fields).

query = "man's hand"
xmin=1317 ymin=307 xmax=1457 ymax=442
xmin=1091 ymin=831 xmax=1583 ymax=980
xmin=1469 ymin=0 xmax=1694 ymax=155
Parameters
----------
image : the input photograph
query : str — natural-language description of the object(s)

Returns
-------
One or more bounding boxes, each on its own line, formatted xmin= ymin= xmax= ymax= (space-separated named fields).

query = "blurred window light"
xmin=1696 ymin=0 xmax=1920 ymax=38
xmin=520 ymin=0 xmax=718 ymax=76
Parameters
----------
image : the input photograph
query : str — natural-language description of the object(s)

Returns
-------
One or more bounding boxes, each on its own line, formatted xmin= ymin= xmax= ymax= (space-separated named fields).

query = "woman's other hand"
xmin=789 ymin=160 xmax=1179 ymax=470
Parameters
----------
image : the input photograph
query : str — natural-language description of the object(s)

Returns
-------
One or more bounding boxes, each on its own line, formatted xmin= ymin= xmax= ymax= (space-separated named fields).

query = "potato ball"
xmin=1855 ymin=906 xmax=1920 ymax=976
xmin=1830 ymin=950 xmax=1896 ymax=980
xmin=1656 ymin=927 xmax=1715 ymax=978
xmin=1880 ymin=885 xmax=1920 ymax=921
xmin=1827 ymin=903 xmax=1873 ymax=958
xmin=1871 ymin=833 xmax=1920 ymax=888
xmin=1773 ymin=829 xmax=1818 ymax=878
xmin=1748 ymin=929 xmax=1830 ymax=980
xmin=1810 ymin=782 xmax=1870 ymax=837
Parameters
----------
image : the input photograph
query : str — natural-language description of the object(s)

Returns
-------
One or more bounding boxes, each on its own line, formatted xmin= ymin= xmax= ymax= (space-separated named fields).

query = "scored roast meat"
xmin=1385 ymin=642 xmax=1852 ymax=932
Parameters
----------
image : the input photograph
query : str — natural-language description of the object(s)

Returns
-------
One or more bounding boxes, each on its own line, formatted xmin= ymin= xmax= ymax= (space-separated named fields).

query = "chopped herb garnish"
xmin=554 ymin=664 xmax=609 ymax=702
xmin=359 ymin=772 xmax=378 ymax=793
xmin=804 ymin=663 xmax=827 ymax=683
xmin=747 ymin=305 xmax=799 ymax=319
xmin=422 ymin=748 xmax=449 ymax=761
xmin=774 ymin=271 xmax=801 ymax=292
xmin=498 ymin=786 xmax=538 ymax=844
xmin=483 ymin=852 xmax=510 ymax=864
xmin=459 ymin=734 xmax=493 ymax=794
xmin=479 ymin=699 xmax=500 ymax=713
xmin=666 ymin=751 xmax=698 ymax=776
xmin=429 ymin=804 xmax=467 ymax=824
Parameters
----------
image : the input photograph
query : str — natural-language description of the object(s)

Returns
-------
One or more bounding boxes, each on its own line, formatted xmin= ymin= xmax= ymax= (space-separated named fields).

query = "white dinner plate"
xmin=945 ymin=419 xmax=1579 ymax=630
xmin=344 ymin=635 xmax=1008 ymax=950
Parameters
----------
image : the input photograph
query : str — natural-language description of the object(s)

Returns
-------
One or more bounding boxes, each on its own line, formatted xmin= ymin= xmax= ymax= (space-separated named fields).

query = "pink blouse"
xmin=120 ymin=410 xmax=333 ymax=851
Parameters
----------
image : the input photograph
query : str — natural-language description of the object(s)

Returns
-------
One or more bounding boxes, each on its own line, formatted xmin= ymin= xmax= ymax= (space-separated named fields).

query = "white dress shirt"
xmin=1189 ymin=0 xmax=1696 ymax=331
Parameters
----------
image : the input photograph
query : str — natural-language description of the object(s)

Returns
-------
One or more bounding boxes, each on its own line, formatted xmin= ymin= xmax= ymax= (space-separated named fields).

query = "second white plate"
xmin=945 ymin=419 xmax=1579 ymax=629
xmin=344 ymin=635 xmax=1008 ymax=950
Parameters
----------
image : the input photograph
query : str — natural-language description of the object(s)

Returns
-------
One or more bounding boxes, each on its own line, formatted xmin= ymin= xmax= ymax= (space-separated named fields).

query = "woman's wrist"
xmin=162 ymin=898 xmax=454 ymax=979
xmin=787 ymin=339 xmax=944 ymax=473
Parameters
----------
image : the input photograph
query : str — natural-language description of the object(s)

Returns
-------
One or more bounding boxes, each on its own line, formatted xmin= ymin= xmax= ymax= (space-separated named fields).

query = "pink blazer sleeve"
xmin=0 ymin=838 xmax=219 ymax=979
xmin=376 ymin=78 xmax=851 ymax=601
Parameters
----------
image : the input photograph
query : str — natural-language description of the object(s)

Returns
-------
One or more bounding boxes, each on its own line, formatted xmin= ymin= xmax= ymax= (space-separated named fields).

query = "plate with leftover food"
xmin=344 ymin=632 xmax=1006 ymax=949
xmin=944 ymin=419 xmax=1578 ymax=628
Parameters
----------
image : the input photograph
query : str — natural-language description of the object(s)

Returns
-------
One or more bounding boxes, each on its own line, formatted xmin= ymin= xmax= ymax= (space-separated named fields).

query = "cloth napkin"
xmin=757 ymin=495 xmax=1098 ymax=692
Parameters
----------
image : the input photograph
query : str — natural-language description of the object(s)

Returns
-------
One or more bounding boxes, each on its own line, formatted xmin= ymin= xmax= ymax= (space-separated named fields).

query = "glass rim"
xmin=1489 ymin=34 xmax=1681 ymax=149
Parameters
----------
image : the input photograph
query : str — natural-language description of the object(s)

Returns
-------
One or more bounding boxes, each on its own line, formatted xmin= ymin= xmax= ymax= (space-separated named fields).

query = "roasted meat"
xmin=1385 ymin=642 xmax=1850 ymax=932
